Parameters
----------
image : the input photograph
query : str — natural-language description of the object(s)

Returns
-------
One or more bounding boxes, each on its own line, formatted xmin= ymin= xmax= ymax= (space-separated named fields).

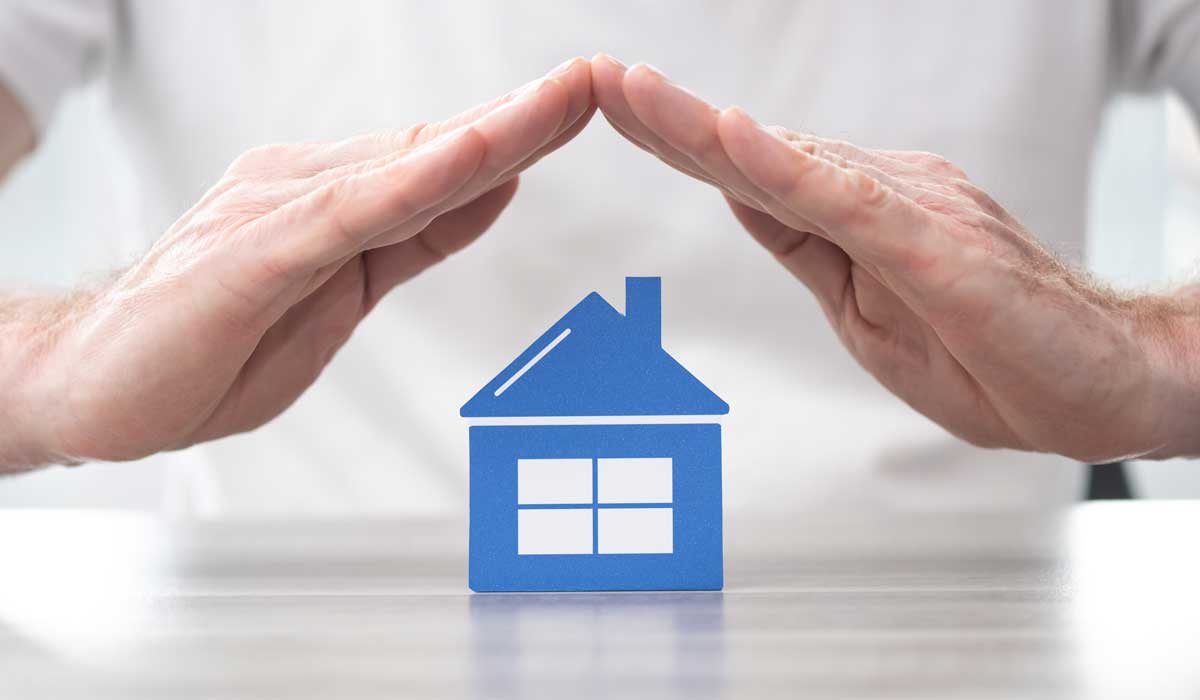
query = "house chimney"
xmin=626 ymin=277 xmax=662 ymax=347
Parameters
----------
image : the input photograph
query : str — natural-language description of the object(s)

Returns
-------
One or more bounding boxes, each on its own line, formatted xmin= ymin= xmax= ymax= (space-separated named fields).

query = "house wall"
xmin=468 ymin=423 xmax=723 ymax=591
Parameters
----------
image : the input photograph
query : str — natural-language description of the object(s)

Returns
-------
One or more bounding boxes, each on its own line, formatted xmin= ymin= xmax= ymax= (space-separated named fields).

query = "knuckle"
xmin=314 ymin=180 xmax=357 ymax=243
xmin=847 ymin=167 xmax=888 ymax=207
xmin=208 ymin=179 xmax=255 ymax=210
xmin=791 ymin=139 xmax=822 ymax=159
xmin=402 ymin=122 xmax=430 ymax=146
xmin=767 ymin=125 xmax=794 ymax=140
xmin=951 ymin=178 xmax=1007 ymax=217
xmin=310 ymin=175 xmax=345 ymax=210
xmin=366 ymin=126 xmax=414 ymax=152
xmin=826 ymin=152 xmax=851 ymax=170
xmin=951 ymin=205 xmax=994 ymax=233
xmin=919 ymin=151 xmax=966 ymax=178
xmin=919 ymin=193 xmax=987 ymax=227
xmin=817 ymin=137 xmax=861 ymax=161
xmin=777 ymin=145 xmax=825 ymax=194
xmin=227 ymin=143 xmax=293 ymax=174
xmin=793 ymin=139 xmax=851 ymax=173
xmin=836 ymin=169 xmax=890 ymax=227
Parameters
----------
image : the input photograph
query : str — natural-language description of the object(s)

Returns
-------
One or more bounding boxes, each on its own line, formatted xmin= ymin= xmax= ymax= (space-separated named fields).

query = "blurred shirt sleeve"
xmin=0 ymin=0 xmax=116 ymax=134
xmin=1111 ymin=0 xmax=1200 ymax=113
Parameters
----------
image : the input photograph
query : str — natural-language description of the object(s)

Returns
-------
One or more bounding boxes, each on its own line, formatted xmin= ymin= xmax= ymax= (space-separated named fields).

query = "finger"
xmin=774 ymin=131 xmax=916 ymax=180
xmin=790 ymin=134 xmax=990 ymax=211
xmin=264 ymin=76 xmax=569 ymax=273
xmin=591 ymin=54 xmax=747 ymax=202
xmin=417 ymin=57 xmax=591 ymax=149
xmin=239 ymin=59 xmax=591 ymax=213
xmin=362 ymin=177 xmax=519 ymax=310
xmin=725 ymin=195 xmax=850 ymax=324
xmin=774 ymin=131 xmax=1017 ymax=231
xmin=365 ymin=75 xmax=573 ymax=249
xmin=619 ymin=62 xmax=770 ymax=208
xmin=434 ymin=60 xmax=593 ymax=213
xmin=313 ymin=58 xmax=591 ymax=169
xmin=776 ymin=135 xmax=928 ymax=205
xmin=189 ymin=254 xmax=372 ymax=443
xmin=493 ymin=102 xmax=596 ymax=187
xmin=717 ymin=106 xmax=942 ymax=271
xmin=256 ymin=125 xmax=484 ymax=275
xmin=602 ymin=61 xmax=948 ymax=237
xmin=607 ymin=117 xmax=727 ymax=191
xmin=497 ymin=56 xmax=594 ymax=160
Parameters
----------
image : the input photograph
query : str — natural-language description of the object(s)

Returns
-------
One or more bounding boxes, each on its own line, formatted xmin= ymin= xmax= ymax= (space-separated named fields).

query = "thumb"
xmin=362 ymin=177 xmax=520 ymax=311
xmin=725 ymin=194 xmax=850 ymax=322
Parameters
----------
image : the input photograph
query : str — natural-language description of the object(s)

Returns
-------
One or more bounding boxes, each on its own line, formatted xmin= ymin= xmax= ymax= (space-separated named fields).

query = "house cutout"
xmin=461 ymin=277 xmax=728 ymax=592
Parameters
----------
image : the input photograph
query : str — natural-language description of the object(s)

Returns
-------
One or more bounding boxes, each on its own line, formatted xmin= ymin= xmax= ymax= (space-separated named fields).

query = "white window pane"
xmin=597 ymin=458 xmax=672 ymax=504
xmin=517 ymin=459 xmax=592 ymax=504
xmin=597 ymin=508 xmax=673 ymax=554
xmin=518 ymin=508 xmax=593 ymax=555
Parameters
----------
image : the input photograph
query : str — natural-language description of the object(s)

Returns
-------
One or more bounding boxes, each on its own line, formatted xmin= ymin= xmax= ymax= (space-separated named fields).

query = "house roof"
xmin=460 ymin=284 xmax=729 ymax=418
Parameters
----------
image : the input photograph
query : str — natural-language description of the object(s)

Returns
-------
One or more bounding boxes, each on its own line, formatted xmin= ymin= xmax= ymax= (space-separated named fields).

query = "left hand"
xmin=0 ymin=58 xmax=595 ymax=469
xmin=591 ymin=53 xmax=1200 ymax=463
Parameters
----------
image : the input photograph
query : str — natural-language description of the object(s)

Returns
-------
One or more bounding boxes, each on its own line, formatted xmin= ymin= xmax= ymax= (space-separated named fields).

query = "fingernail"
xmin=725 ymin=105 xmax=754 ymax=122
xmin=594 ymin=52 xmax=626 ymax=69
xmin=725 ymin=106 xmax=789 ymax=148
xmin=424 ymin=124 xmax=472 ymax=149
xmin=548 ymin=57 xmax=578 ymax=78
xmin=640 ymin=63 xmax=668 ymax=80
xmin=726 ymin=105 xmax=769 ymax=132
xmin=511 ymin=77 xmax=547 ymax=100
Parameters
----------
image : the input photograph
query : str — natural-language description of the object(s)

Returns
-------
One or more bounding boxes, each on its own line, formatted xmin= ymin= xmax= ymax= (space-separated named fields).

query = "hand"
xmin=591 ymin=54 xmax=1200 ymax=462
xmin=2 ymin=58 xmax=594 ymax=468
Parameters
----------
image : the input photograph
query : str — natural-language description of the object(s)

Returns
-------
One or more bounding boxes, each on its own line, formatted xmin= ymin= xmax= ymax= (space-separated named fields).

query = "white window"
xmin=517 ymin=509 xmax=593 ymax=555
xmin=517 ymin=459 xmax=592 ymax=504
xmin=597 ymin=458 xmax=672 ymax=503
xmin=516 ymin=457 xmax=674 ymax=555
xmin=597 ymin=507 xmax=673 ymax=554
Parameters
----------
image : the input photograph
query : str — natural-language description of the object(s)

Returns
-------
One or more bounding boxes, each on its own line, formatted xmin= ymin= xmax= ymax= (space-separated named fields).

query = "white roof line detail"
xmin=467 ymin=414 xmax=726 ymax=426
xmin=493 ymin=327 xmax=572 ymax=397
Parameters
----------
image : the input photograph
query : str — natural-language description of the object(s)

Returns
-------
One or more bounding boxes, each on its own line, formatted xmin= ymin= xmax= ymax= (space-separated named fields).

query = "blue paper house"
xmin=461 ymin=277 xmax=728 ymax=592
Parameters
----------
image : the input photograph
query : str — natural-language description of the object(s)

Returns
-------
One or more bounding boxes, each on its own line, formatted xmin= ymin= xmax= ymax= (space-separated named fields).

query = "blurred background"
xmin=0 ymin=45 xmax=1198 ymax=511
xmin=3 ymin=87 xmax=1198 ymax=510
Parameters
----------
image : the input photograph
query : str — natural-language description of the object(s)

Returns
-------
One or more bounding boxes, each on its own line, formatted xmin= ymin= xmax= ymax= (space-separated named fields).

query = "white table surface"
xmin=1 ymin=502 xmax=1198 ymax=699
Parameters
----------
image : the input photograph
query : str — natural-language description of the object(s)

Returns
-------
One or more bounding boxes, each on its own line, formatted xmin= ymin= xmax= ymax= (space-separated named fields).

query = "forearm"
xmin=1137 ymin=283 xmax=1200 ymax=459
xmin=0 ymin=79 xmax=35 ymax=182
xmin=0 ymin=290 xmax=82 ymax=472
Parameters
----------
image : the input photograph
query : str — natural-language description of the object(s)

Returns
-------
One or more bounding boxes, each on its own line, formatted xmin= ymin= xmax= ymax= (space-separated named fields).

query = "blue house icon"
xmin=461 ymin=277 xmax=728 ymax=592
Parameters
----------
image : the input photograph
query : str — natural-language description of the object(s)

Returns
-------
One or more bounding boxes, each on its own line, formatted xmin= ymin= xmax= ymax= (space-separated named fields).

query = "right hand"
xmin=9 ymin=58 xmax=594 ymax=467
xmin=590 ymin=55 xmax=1200 ymax=463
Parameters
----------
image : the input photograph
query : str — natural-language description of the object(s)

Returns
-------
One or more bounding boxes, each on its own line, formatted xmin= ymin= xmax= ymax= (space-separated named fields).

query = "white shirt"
xmin=1 ymin=0 xmax=1198 ymax=516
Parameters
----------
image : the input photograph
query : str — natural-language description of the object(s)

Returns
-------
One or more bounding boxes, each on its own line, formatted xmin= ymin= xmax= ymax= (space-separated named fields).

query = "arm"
xmin=0 ymin=79 xmax=34 ymax=181
xmin=592 ymin=54 xmax=1200 ymax=463
xmin=0 ymin=58 xmax=595 ymax=473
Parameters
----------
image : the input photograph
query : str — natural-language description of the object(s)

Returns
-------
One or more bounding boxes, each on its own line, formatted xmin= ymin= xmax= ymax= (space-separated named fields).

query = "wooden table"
xmin=1 ymin=502 xmax=1198 ymax=698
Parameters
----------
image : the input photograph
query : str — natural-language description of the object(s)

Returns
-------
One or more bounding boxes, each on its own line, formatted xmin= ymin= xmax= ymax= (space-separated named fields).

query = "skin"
xmin=2 ymin=52 xmax=1198 ymax=472
xmin=0 ymin=58 xmax=595 ymax=470
xmin=590 ymin=53 xmax=1200 ymax=464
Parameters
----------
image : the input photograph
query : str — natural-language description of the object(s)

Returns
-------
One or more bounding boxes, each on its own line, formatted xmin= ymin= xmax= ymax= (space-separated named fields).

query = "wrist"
xmin=0 ymin=295 xmax=84 ymax=470
xmin=1133 ymin=290 xmax=1200 ymax=460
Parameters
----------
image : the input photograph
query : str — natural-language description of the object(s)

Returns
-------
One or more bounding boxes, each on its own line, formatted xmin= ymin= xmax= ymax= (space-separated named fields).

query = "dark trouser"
xmin=1086 ymin=462 xmax=1135 ymax=500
